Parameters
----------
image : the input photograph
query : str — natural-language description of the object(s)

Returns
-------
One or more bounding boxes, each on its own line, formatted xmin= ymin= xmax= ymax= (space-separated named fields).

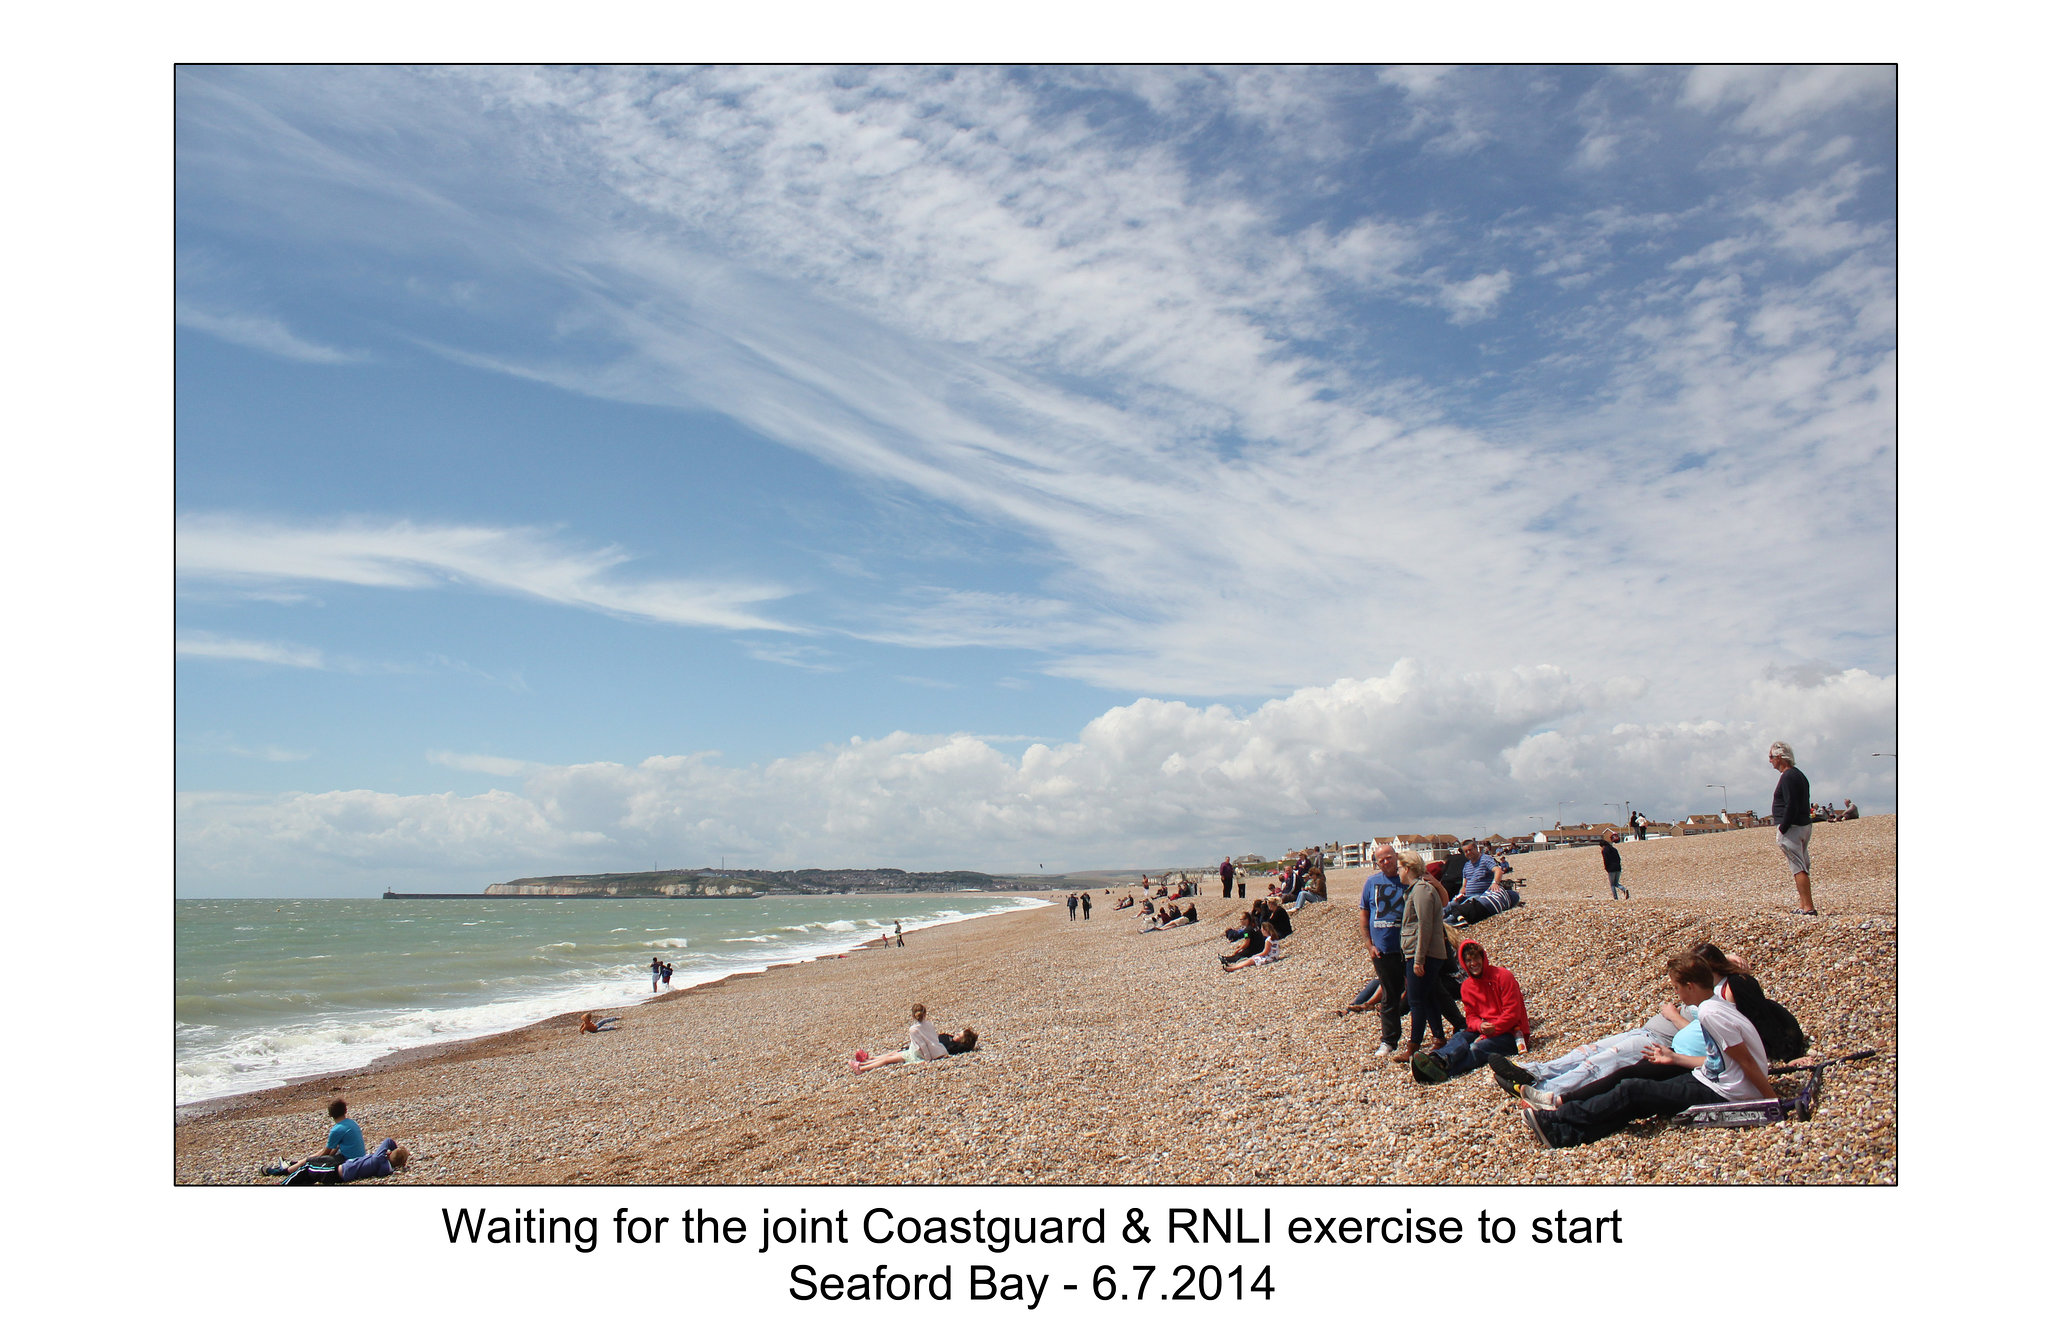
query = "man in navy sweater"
xmin=1769 ymin=741 xmax=1817 ymax=915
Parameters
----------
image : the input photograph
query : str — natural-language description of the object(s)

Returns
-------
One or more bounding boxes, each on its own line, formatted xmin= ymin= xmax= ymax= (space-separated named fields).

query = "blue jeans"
xmin=1524 ymin=1027 xmax=1664 ymax=1096
xmin=1437 ymin=1029 xmax=1520 ymax=1078
xmin=1406 ymin=954 xmax=1447 ymax=1046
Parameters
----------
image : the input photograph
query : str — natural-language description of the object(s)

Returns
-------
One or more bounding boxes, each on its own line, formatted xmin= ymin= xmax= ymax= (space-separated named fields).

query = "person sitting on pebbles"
xmin=851 ymin=1002 xmax=952 ymax=1072
xmin=580 ymin=1012 xmax=619 ymax=1033
xmin=1520 ymin=953 xmax=1775 ymax=1149
xmin=1221 ymin=920 xmax=1280 ymax=972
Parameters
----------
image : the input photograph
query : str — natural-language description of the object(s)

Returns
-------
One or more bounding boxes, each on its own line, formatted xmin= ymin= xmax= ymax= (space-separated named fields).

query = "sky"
xmin=173 ymin=65 xmax=1897 ymax=896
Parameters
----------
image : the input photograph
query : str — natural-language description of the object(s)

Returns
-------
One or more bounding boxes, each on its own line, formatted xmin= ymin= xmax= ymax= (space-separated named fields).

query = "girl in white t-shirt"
xmin=851 ymin=1003 xmax=952 ymax=1072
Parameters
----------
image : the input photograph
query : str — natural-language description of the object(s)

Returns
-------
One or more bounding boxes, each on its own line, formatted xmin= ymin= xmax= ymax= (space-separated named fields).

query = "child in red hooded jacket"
xmin=1415 ymin=940 xmax=1529 ymax=1081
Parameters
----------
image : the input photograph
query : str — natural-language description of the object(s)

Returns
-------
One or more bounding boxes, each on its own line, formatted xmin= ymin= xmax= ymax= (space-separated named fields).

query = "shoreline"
xmin=175 ymin=822 xmax=1895 ymax=1184
xmin=175 ymin=894 xmax=1053 ymax=1115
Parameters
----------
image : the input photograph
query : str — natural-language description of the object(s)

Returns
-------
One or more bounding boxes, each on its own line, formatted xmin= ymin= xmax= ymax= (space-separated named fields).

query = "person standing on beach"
xmin=651 ymin=957 xmax=662 ymax=993
xmin=1220 ymin=857 xmax=1236 ymax=898
xmin=1359 ymin=845 xmax=1409 ymax=1058
xmin=894 ymin=919 xmax=904 ymax=947
xmin=1769 ymin=741 xmax=1818 ymax=915
xmin=1601 ymin=833 xmax=1629 ymax=900
xmin=1081 ymin=892 xmax=1093 ymax=920
xmin=1066 ymin=892 xmax=1078 ymax=921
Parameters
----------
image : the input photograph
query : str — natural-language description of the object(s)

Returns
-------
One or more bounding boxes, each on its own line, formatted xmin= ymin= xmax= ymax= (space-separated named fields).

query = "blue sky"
xmin=173 ymin=66 xmax=1897 ymax=894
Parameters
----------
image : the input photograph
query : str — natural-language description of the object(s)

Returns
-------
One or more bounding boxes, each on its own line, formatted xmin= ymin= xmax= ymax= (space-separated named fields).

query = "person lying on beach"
xmin=275 ymin=1138 xmax=412 ymax=1184
xmin=1409 ymin=941 xmax=1529 ymax=1083
xmin=1521 ymin=954 xmax=1775 ymax=1149
xmin=1154 ymin=904 xmax=1198 ymax=929
xmin=1114 ymin=894 xmax=1135 ymax=910
xmin=850 ymin=1003 xmax=952 ymax=1072
xmin=580 ymin=1012 xmax=620 ymax=1033
xmin=1221 ymin=923 xmax=1280 ymax=971
xmin=937 ymin=1026 xmax=979 ymax=1055
xmin=1444 ymin=883 xmax=1520 ymax=927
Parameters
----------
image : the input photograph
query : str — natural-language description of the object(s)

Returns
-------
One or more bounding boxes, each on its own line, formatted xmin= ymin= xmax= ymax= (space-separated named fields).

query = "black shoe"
xmin=1489 ymin=1054 xmax=1536 ymax=1092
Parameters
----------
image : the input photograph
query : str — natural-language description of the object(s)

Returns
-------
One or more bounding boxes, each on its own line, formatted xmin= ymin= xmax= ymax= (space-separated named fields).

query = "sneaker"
xmin=1522 ymin=1104 xmax=1556 ymax=1149
xmin=1489 ymin=1054 xmax=1537 ymax=1089
xmin=1522 ymin=1086 xmax=1561 ymax=1111
xmin=1372 ymin=1042 xmax=1394 ymax=1058
xmin=1411 ymin=1052 xmax=1450 ymax=1085
xmin=1790 ymin=908 xmax=1818 ymax=917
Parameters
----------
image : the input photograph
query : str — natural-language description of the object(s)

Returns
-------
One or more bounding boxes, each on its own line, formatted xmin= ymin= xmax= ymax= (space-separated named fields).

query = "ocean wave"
xmin=645 ymin=937 xmax=689 ymax=949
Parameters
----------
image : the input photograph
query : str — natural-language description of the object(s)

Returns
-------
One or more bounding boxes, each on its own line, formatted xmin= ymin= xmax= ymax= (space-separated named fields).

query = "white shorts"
xmin=1776 ymin=823 xmax=1813 ymax=876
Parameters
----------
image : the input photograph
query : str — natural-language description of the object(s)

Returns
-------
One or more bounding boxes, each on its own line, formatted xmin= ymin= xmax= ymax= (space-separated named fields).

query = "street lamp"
xmin=1556 ymin=799 xmax=1573 ymax=827
xmin=1872 ymin=753 xmax=1896 ymax=758
xmin=1604 ymin=802 xmax=1624 ymax=826
xmin=1706 ymin=784 xmax=1727 ymax=810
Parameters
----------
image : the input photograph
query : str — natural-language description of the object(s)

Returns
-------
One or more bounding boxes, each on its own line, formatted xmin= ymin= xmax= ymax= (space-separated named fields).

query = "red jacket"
xmin=1458 ymin=940 xmax=1529 ymax=1040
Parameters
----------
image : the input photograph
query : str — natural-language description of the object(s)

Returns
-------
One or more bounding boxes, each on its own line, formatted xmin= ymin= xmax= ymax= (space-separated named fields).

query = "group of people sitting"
xmin=1140 ymin=899 xmax=1199 ymax=931
xmin=1493 ymin=942 xmax=1808 ymax=1148
xmin=1271 ymin=850 xmax=1328 ymax=907
xmin=850 ymin=1002 xmax=979 ymax=1072
xmin=1217 ymin=898 xmax=1293 ymax=970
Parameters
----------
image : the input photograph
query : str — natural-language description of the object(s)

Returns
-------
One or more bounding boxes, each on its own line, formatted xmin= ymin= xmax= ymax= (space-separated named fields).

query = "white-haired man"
xmin=1768 ymin=741 xmax=1817 ymax=915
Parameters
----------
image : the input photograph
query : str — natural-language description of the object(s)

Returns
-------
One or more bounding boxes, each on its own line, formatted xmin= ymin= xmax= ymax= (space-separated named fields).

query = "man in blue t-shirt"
xmin=321 ymin=1098 xmax=367 ymax=1160
xmin=1358 ymin=845 xmax=1409 ymax=1057
xmin=1454 ymin=840 xmax=1501 ymax=903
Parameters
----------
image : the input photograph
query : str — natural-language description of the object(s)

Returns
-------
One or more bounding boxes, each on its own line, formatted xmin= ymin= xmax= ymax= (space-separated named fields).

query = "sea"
xmin=175 ymin=892 xmax=1048 ymax=1106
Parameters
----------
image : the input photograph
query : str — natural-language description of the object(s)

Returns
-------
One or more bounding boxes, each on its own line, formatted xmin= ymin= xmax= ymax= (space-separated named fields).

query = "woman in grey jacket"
xmin=1394 ymin=850 xmax=1451 ymax=1062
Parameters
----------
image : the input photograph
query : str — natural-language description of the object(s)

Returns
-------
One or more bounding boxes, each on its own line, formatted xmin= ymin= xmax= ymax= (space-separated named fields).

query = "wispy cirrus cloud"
xmin=174 ymin=66 xmax=1893 ymax=718
xmin=426 ymin=749 xmax=540 ymax=777
xmin=175 ymin=302 xmax=363 ymax=364
xmin=175 ymin=631 xmax=326 ymax=669
xmin=176 ymin=515 xmax=800 ymax=634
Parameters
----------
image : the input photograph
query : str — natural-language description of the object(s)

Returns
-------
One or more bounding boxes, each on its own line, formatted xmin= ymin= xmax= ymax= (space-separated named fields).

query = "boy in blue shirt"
xmin=322 ymin=1098 xmax=367 ymax=1160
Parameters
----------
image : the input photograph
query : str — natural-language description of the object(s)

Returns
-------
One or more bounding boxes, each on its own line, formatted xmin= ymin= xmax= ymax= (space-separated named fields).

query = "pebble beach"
xmin=174 ymin=816 xmax=1896 ymax=1185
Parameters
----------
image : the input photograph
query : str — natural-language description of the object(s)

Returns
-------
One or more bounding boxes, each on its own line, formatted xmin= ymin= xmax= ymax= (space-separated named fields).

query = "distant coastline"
xmin=384 ymin=865 xmax=1107 ymax=901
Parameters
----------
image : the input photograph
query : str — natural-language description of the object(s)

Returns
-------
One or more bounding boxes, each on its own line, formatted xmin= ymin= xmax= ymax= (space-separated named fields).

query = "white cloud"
xmin=175 ymin=302 xmax=363 ymax=364
xmin=177 ymin=660 xmax=1895 ymax=893
xmin=426 ymin=750 xmax=541 ymax=777
xmin=1681 ymin=66 xmax=1895 ymax=138
xmin=176 ymin=631 xmax=326 ymax=669
xmin=177 ymin=515 xmax=800 ymax=634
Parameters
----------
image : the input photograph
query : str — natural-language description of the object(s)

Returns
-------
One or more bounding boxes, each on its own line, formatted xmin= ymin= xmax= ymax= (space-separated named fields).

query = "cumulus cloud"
xmin=177 ymin=660 xmax=1895 ymax=893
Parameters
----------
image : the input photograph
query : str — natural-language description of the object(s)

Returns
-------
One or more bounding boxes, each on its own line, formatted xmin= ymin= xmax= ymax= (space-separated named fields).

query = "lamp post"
xmin=1556 ymin=799 xmax=1573 ymax=827
xmin=1706 ymin=784 xmax=1727 ymax=811
xmin=1872 ymin=753 xmax=1896 ymax=758
xmin=1604 ymin=801 xmax=1624 ymax=826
